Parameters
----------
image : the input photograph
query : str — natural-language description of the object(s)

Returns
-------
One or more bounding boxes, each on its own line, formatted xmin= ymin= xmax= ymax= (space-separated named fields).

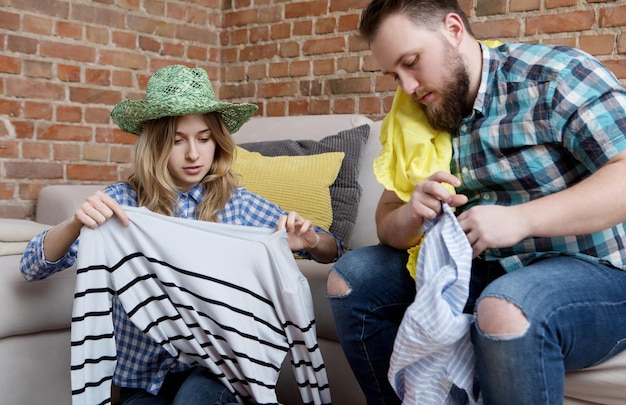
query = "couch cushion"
xmin=232 ymin=148 xmax=344 ymax=231
xmin=0 ymin=219 xmax=49 ymax=243
xmin=564 ymin=349 xmax=626 ymax=404
xmin=349 ymin=120 xmax=384 ymax=249
xmin=0 ymin=219 xmax=50 ymax=257
xmin=295 ymin=259 xmax=337 ymax=341
xmin=239 ymin=125 xmax=370 ymax=246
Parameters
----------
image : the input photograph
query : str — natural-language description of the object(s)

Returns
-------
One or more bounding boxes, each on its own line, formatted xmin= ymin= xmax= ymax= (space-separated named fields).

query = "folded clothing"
xmin=0 ymin=241 xmax=28 ymax=256
xmin=0 ymin=219 xmax=49 ymax=257
xmin=0 ymin=219 xmax=49 ymax=242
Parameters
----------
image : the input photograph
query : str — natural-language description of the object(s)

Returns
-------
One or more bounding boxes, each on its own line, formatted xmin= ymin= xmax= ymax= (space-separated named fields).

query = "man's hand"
xmin=405 ymin=171 xmax=468 ymax=220
xmin=376 ymin=171 xmax=468 ymax=249
xmin=457 ymin=204 xmax=530 ymax=257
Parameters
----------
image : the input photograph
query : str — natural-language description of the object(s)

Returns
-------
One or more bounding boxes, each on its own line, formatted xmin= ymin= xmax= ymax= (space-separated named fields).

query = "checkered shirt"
xmin=453 ymin=42 xmax=626 ymax=271
xmin=20 ymin=182 xmax=343 ymax=394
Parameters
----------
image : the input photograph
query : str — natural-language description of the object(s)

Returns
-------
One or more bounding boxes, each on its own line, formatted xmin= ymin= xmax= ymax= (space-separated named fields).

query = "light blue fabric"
xmin=388 ymin=203 xmax=476 ymax=404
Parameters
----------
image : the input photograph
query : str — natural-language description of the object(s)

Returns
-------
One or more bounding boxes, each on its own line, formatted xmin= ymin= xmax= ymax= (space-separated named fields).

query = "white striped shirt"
xmin=71 ymin=206 xmax=330 ymax=405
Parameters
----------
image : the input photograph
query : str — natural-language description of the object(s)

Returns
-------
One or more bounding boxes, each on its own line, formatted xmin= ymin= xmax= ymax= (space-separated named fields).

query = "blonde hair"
xmin=127 ymin=112 xmax=238 ymax=222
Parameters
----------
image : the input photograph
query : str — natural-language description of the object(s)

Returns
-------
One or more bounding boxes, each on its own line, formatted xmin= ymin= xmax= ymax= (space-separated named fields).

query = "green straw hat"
xmin=111 ymin=65 xmax=258 ymax=136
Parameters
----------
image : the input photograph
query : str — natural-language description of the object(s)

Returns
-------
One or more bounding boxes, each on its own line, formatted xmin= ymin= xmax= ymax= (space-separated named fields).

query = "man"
xmin=326 ymin=0 xmax=626 ymax=404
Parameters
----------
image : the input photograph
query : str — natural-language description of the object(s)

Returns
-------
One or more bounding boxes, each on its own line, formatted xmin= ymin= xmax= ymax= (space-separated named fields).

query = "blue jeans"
xmin=328 ymin=245 xmax=626 ymax=404
xmin=473 ymin=256 xmax=626 ymax=404
xmin=119 ymin=367 xmax=239 ymax=405
xmin=327 ymin=245 xmax=413 ymax=404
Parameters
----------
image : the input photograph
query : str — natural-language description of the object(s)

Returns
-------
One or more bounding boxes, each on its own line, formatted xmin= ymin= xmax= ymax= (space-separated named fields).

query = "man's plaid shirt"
xmin=453 ymin=42 xmax=626 ymax=271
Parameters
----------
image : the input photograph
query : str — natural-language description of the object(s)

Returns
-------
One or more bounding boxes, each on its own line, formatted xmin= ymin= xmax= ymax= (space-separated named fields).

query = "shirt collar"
xmin=180 ymin=183 xmax=204 ymax=204
xmin=472 ymin=42 xmax=499 ymax=117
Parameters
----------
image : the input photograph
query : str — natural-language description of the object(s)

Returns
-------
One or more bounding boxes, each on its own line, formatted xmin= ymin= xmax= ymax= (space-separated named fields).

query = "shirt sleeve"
xmin=554 ymin=54 xmax=626 ymax=171
xmin=224 ymin=187 xmax=345 ymax=261
xmin=20 ymin=182 xmax=136 ymax=282
xmin=20 ymin=228 xmax=78 ymax=281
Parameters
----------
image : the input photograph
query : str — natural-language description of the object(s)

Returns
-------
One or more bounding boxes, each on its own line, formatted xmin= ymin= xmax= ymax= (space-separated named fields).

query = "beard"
xmin=418 ymin=45 xmax=471 ymax=133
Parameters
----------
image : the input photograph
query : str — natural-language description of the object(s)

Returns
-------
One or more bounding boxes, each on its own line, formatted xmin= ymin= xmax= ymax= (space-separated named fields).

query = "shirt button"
xmin=462 ymin=167 xmax=469 ymax=174
xmin=482 ymin=194 xmax=490 ymax=200
xmin=461 ymin=124 xmax=467 ymax=131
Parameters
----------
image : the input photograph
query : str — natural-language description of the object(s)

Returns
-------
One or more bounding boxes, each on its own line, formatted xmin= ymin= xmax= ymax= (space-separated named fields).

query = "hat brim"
xmin=111 ymin=99 xmax=258 ymax=136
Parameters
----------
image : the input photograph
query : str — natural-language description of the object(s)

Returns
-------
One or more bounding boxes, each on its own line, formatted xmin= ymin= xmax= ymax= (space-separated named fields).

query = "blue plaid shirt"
xmin=20 ymin=182 xmax=344 ymax=394
xmin=453 ymin=42 xmax=626 ymax=271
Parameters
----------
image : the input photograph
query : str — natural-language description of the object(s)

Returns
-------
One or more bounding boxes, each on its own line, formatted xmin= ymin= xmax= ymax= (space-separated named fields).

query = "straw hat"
xmin=111 ymin=65 xmax=258 ymax=136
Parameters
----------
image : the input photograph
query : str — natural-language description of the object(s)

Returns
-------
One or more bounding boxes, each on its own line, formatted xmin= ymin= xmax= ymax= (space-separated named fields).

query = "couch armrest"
xmin=36 ymin=185 xmax=104 ymax=225
xmin=0 ymin=255 xmax=76 ymax=338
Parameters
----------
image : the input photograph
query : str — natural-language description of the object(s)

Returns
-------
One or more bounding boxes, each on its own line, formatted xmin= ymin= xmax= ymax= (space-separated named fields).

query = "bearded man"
xmin=326 ymin=0 xmax=626 ymax=404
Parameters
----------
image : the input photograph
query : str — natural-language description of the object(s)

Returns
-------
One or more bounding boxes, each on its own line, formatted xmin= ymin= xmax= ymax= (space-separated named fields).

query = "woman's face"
xmin=167 ymin=114 xmax=217 ymax=192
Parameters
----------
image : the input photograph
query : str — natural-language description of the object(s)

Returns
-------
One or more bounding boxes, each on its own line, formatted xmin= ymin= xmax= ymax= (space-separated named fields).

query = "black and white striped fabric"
xmin=71 ymin=206 xmax=330 ymax=405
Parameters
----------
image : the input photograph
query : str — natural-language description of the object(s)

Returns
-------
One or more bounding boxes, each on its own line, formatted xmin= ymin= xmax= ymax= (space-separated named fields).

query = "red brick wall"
xmin=0 ymin=0 xmax=223 ymax=218
xmin=1 ymin=0 xmax=625 ymax=219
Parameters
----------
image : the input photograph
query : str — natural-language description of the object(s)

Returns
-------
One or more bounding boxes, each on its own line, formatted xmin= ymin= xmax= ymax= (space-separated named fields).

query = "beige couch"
xmin=1 ymin=114 xmax=625 ymax=404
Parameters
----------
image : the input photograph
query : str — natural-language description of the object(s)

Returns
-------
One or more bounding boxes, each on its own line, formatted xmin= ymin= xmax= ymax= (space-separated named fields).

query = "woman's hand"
xmin=43 ymin=191 xmax=129 ymax=262
xmin=276 ymin=211 xmax=339 ymax=263
xmin=276 ymin=211 xmax=319 ymax=251
xmin=75 ymin=191 xmax=129 ymax=229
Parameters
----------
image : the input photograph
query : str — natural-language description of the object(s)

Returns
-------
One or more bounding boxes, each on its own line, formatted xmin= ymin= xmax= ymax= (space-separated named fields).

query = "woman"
xmin=20 ymin=64 xmax=343 ymax=405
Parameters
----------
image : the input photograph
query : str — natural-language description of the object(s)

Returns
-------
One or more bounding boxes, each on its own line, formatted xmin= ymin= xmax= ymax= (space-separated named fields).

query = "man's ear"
xmin=442 ymin=13 xmax=466 ymax=47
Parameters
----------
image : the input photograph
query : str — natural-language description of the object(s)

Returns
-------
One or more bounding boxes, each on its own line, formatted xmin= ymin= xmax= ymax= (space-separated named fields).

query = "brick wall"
xmin=1 ymin=0 xmax=625 ymax=219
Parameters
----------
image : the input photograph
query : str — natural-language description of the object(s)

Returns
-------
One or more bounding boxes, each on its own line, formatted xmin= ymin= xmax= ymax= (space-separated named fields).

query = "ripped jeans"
xmin=473 ymin=255 xmax=626 ymax=404
xmin=327 ymin=245 xmax=626 ymax=405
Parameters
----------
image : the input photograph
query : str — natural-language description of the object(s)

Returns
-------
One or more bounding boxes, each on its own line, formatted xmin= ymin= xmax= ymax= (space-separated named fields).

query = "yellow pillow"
xmin=232 ymin=147 xmax=345 ymax=230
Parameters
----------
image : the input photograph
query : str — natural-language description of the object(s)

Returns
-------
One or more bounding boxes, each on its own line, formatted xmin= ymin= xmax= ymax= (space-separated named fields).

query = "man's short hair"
xmin=359 ymin=0 xmax=474 ymax=42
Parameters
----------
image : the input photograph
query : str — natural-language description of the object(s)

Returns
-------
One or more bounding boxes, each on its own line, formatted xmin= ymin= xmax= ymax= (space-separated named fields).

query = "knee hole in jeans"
xmin=327 ymin=269 xmax=352 ymax=297
xmin=476 ymin=296 xmax=530 ymax=339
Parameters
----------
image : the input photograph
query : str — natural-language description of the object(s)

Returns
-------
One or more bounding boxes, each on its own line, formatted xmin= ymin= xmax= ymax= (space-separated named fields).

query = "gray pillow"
xmin=239 ymin=124 xmax=370 ymax=246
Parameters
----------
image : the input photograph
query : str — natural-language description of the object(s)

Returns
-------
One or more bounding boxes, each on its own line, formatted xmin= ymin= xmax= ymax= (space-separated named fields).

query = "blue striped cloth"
xmin=388 ymin=203 xmax=476 ymax=405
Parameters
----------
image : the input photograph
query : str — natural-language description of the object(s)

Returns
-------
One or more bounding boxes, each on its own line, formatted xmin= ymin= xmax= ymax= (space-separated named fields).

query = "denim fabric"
xmin=327 ymin=244 xmax=414 ymax=404
xmin=119 ymin=367 xmax=238 ymax=405
xmin=327 ymin=245 xmax=506 ymax=404
xmin=328 ymin=243 xmax=626 ymax=405
xmin=472 ymin=256 xmax=626 ymax=405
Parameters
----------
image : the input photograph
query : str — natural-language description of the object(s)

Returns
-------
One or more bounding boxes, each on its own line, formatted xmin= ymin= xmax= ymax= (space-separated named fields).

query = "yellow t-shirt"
xmin=374 ymin=88 xmax=453 ymax=278
xmin=373 ymin=40 xmax=503 ymax=278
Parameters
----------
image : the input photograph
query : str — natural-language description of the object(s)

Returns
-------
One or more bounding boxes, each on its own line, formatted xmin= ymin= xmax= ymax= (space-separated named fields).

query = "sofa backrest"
xmin=35 ymin=115 xmax=385 ymax=250
xmin=236 ymin=114 xmax=373 ymax=143
xmin=349 ymin=119 xmax=383 ymax=249
xmin=237 ymin=115 xmax=383 ymax=250
xmin=36 ymin=185 xmax=104 ymax=225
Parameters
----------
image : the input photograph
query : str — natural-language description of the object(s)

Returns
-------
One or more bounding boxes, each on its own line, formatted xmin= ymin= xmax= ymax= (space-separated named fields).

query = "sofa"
xmin=1 ymin=114 xmax=626 ymax=404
